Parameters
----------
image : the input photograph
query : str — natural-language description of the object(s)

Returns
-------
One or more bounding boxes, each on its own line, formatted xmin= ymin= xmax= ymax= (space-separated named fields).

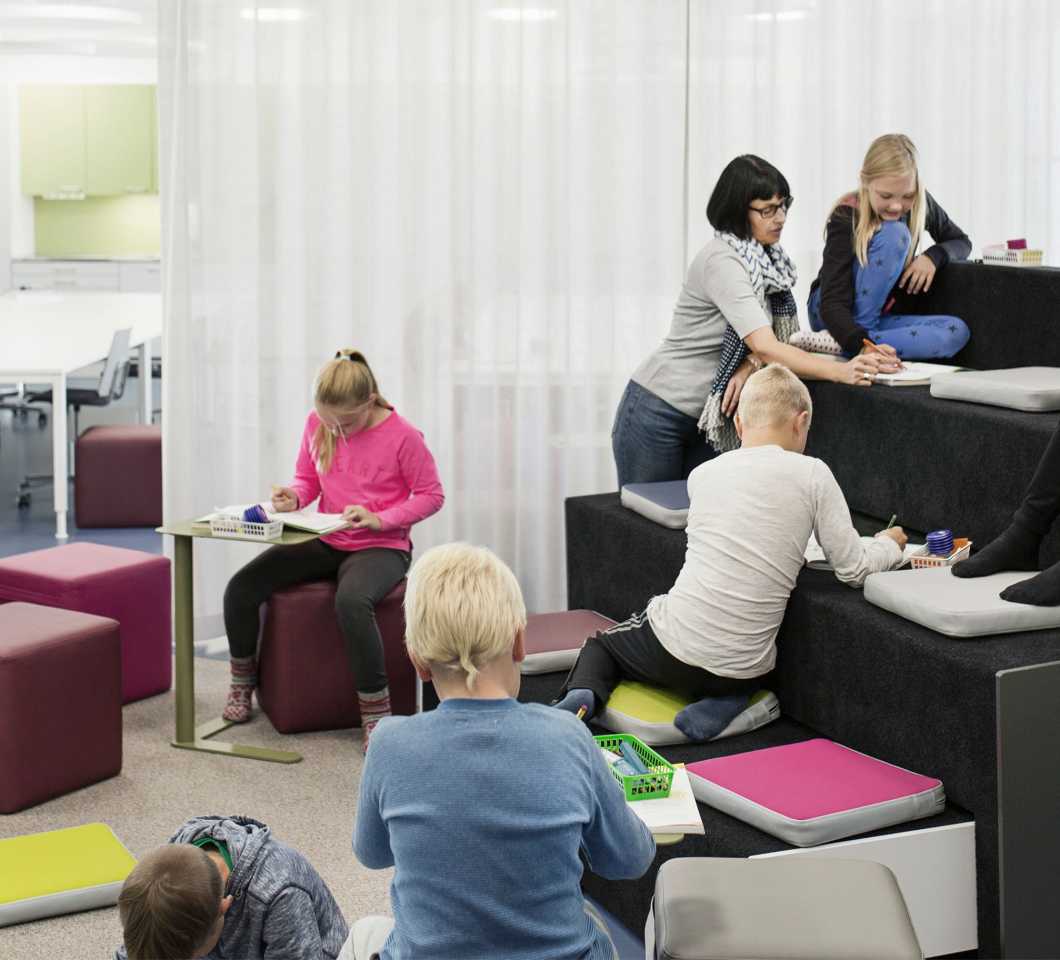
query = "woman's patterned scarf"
xmin=698 ymin=231 xmax=799 ymax=452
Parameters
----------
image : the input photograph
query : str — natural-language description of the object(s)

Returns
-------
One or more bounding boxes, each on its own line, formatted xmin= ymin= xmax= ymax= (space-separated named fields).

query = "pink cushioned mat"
xmin=687 ymin=738 xmax=945 ymax=846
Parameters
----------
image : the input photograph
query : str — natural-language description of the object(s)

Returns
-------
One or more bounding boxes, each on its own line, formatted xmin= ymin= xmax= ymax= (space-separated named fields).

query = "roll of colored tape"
xmin=926 ymin=529 xmax=954 ymax=556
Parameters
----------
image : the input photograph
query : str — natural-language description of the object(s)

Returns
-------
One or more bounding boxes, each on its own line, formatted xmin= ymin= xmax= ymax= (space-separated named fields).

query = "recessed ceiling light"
xmin=745 ymin=10 xmax=808 ymax=22
xmin=240 ymin=7 xmax=306 ymax=22
xmin=0 ymin=4 xmax=142 ymax=24
xmin=488 ymin=8 xmax=557 ymax=22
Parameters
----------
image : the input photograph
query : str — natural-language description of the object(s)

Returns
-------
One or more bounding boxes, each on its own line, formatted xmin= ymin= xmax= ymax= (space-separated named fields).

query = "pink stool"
xmin=257 ymin=580 xmax=414 ymax=734
xmin=0 ymin=602 xmax=122 ymax=813
xmin=75 ymin=424 xmax=162 ymax=528
xmin=0 ymin=543 xmax=171 ymax=704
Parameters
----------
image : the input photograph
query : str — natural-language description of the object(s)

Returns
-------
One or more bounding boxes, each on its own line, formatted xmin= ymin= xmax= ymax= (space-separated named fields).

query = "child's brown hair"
xmin=118 ymin=845 xmax=223 ymax=960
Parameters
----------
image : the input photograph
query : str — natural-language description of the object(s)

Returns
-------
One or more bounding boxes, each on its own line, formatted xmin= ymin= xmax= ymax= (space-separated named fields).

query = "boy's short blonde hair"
xmin=736 ymin=363 xmax=812 ymax=429
xmin=118 ymin=845 xmax=222 ymax=960
xmin=404 ymin=542 xmax=527 ymax=692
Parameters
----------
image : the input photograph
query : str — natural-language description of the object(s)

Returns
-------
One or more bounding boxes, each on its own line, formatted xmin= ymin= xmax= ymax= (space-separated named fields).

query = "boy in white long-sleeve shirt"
xmin=556 ymin=364 xmax=907 ymax=738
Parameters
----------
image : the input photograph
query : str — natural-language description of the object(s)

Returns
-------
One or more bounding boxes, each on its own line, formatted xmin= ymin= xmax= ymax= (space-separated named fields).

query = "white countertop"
xmin=14 ymin=256 xmax=161 ymax=263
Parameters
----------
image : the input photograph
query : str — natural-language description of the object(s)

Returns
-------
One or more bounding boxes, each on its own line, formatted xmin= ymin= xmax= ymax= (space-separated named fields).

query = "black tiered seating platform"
xmin=561 ymin=262 xmax=1060 ymax=960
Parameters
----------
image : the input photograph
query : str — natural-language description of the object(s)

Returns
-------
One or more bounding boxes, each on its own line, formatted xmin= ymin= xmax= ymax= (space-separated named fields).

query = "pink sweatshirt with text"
xmin=288 ymin=409 xmax=444 ymax=554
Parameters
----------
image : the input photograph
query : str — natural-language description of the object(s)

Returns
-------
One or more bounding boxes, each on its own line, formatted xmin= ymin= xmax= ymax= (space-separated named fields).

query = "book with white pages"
xmin=623 ymin=765 xmax=705 ymax=836
xmin=873 ymin=361 xmax=962 ymax=386
xmin=195 ymin=503 xmax=348 ymax=535
xmin=804 ymin=533 xmax=927 ymax=571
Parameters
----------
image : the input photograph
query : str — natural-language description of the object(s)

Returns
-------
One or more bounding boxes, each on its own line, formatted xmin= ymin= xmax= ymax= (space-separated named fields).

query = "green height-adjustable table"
xmin=158 ymin=520 xmax=318 ymax=764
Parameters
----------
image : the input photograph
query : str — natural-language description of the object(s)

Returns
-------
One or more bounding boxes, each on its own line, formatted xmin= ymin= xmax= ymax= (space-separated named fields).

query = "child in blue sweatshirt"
xmin=349 ymin=542 xmax=656 ymax=960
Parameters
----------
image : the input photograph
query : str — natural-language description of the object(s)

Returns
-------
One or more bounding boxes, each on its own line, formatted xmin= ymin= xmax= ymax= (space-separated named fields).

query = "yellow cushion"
xmin=0 ymin=823 xmax=136 ymax=927
xmin=598 ymin=683 xmax=780 ymax=746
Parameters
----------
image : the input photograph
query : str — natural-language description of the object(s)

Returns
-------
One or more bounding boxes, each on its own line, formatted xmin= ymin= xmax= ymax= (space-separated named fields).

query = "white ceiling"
xmin=0 ymin=2 xmax=158 ymax=58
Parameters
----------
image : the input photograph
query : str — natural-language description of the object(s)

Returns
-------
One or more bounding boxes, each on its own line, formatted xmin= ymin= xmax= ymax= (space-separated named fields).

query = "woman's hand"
xmin=342 ymin=504 xmax=382 ymax=531
xmin=722 ymin=358 xmax=757 ymax=416
xmin=834 ymin=352 xmax=886 ymax=387
xmin=858 ymin=341 xmax=902 ymax=373
xmin=270 ymin=486 xmax=299 ymax=513
xmin=898 ymin=254 xmax=937 ymax=294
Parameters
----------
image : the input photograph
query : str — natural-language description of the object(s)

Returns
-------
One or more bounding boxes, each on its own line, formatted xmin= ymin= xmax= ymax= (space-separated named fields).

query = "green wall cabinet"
xmin=19 ymin=84 xmax=158 ymax=198
xmin=19 ymin=85 xmax=86 ymax=197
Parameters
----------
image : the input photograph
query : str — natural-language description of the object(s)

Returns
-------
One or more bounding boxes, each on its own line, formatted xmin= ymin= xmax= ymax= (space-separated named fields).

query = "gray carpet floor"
xmin=0 ymin=657 xmax=392 ymax=959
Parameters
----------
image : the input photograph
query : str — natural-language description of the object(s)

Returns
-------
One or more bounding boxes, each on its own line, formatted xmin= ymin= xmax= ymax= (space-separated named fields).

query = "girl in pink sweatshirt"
xmin=222 ymin=349 xmax=444 ymax=748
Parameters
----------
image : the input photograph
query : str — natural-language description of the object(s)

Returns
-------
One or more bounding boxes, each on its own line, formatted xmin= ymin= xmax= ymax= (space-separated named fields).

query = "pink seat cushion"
xmin=257 ymin=579 xmax=414 ymax=734
xmin=689 ymin=738 xmax=940 ymax=820
xmin=0 ymin=603 xmax=122 ymax=813
xmin=0 ymin=543 xmax=171 ymax=704
xmin=521 ymin=610 xmax=615 ymax=675
xmin=688 ymin=739 xmax=945 ymax=846
xmin=75 ymin=425 xmax=162 ymax=528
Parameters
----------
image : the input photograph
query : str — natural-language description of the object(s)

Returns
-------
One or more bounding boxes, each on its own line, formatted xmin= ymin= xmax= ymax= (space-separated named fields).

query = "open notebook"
xmin=623 ymin=765 xmax=705 ymax=836
xmin=195 ymin=504 xmax=348 ymax=535
xmin=805 ymin=533 xmax=927 ymax=571
xmin=873 ymin=361 xmax=962 ymax=387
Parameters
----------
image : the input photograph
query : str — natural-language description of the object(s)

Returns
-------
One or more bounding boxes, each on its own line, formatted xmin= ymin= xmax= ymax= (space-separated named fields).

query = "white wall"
xmin=0 ymin=55 xmax=157 ymax=283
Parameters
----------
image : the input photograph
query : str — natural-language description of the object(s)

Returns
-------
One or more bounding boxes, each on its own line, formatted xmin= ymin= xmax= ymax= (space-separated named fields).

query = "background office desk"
xmin=0 ymin=291 xmax=162 ymax=539
xmin=158 ymin=520 xmax=318 ymax=764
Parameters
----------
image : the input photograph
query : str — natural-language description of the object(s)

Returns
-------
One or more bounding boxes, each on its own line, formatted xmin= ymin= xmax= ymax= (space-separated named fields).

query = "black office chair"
xmin=0 ymin=385 xmax=49 ymax=428
xmin=16 ymin=327 xmax=133 ymax=509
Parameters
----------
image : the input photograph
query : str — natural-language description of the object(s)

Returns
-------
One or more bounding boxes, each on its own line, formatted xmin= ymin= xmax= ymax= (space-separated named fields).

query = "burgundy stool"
xmin=0 ymin=543 xmax=171 ymax=704
xmin=75 ymin=424 xmax=161 ymax=528
xmin=0 ymin=602 xmax=122 ymax=813
xmin=257 ymin=579 xmax=414 ymax=734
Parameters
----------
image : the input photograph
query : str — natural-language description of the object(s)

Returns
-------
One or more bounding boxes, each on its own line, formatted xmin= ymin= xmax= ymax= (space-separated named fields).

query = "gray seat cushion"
xmin=930 ymin=367 xmax=1060 ymax=411
xmin=650 ymin=857 xmax=922 ymax=959
xmin=620 ymin=481 xmax=689 ymax=529
xmin=865 ymin=567 xmax=1060 ymax=637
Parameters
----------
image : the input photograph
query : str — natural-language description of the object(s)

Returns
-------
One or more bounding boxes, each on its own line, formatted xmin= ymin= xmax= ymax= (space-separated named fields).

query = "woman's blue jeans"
xmin=611 ymin=380 xmax=717 ymax=488
xmin=808 ymin=220 xmax=970 ymax=359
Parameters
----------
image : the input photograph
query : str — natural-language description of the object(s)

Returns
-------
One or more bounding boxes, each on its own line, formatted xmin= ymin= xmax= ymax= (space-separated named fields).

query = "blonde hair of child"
xmin=736 ymin=364 xmax=812 ymax=430
xmin=118 ymin=845 xmax=223 ymax=960
xmin=828 ymin=133 xmax=927 ymax=267
xmin=404 ymin=542 xmax=528 ymax=694
xmin=312 ymin=348 xmax=391 ymax=474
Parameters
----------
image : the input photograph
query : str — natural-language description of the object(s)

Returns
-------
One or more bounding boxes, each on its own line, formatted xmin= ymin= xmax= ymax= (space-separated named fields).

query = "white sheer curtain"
xmin=160 ymin=1 xmax=1060 ymax=628
xmin=687 ymin=0 xmax=1060 ymax=315
xmin=159 ymin=1 xmax=687 ymax=628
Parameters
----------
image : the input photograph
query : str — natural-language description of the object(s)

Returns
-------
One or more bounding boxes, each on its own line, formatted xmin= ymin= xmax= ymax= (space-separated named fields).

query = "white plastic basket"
xmin=982 ymin=247 xmax=1044 ymax=267
xmin=909 ymin=539 xmax=972 ymax=569
xmin=209 ymin=516 xmax=284 ymax=542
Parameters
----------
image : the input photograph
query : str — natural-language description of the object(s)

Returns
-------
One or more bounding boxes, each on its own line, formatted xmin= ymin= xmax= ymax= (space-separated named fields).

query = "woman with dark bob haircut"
xmin=613 ymin=154 xmax=897 ymax=486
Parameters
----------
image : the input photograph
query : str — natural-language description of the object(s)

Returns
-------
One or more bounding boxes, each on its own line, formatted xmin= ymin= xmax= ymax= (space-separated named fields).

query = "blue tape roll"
xmin=243 ymin=504 xmax=269 ymax=524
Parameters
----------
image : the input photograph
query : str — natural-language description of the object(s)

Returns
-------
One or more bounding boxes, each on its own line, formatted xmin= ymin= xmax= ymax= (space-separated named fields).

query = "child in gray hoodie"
xmin=115 ymin=815 xmax=347 ymax=960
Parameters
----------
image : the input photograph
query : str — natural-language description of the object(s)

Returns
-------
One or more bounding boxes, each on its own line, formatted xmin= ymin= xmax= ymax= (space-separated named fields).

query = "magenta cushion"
xmin=0 ymin=543 xmax=171 ymax=704
xmin=687 ymin=739 xmax=945 ymax=846
xmin=74 ymin=425 xmax=162 ymax=528
xmin=0 ymin=602 xmax=122 ymax=813
xmin=257 ymin=579 xmax=414 ymax=734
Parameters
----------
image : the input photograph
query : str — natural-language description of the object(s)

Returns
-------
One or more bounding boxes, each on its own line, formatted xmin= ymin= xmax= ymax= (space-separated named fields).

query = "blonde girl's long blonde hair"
xmin=311 ymin=348 xmax=392 ymax=474
xmin=828 ymin=133 xmax=927 ymax=267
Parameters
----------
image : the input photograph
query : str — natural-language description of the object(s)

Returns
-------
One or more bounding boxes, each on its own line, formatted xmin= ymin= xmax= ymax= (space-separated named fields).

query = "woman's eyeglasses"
xmin=748 ymin=197 xmax=793 ymax=220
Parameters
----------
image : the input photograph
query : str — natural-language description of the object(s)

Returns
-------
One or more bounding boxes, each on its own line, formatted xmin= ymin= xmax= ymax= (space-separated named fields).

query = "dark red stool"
xmin=0 ymin=543 xmax=171 ymax=704
xmin=75 ymin=424 xmax=161 ymax=528
xmin=0 ymin=602 xmax=122 ymax=813
xmin=257 ymin=579 xmax=414 ymax=734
